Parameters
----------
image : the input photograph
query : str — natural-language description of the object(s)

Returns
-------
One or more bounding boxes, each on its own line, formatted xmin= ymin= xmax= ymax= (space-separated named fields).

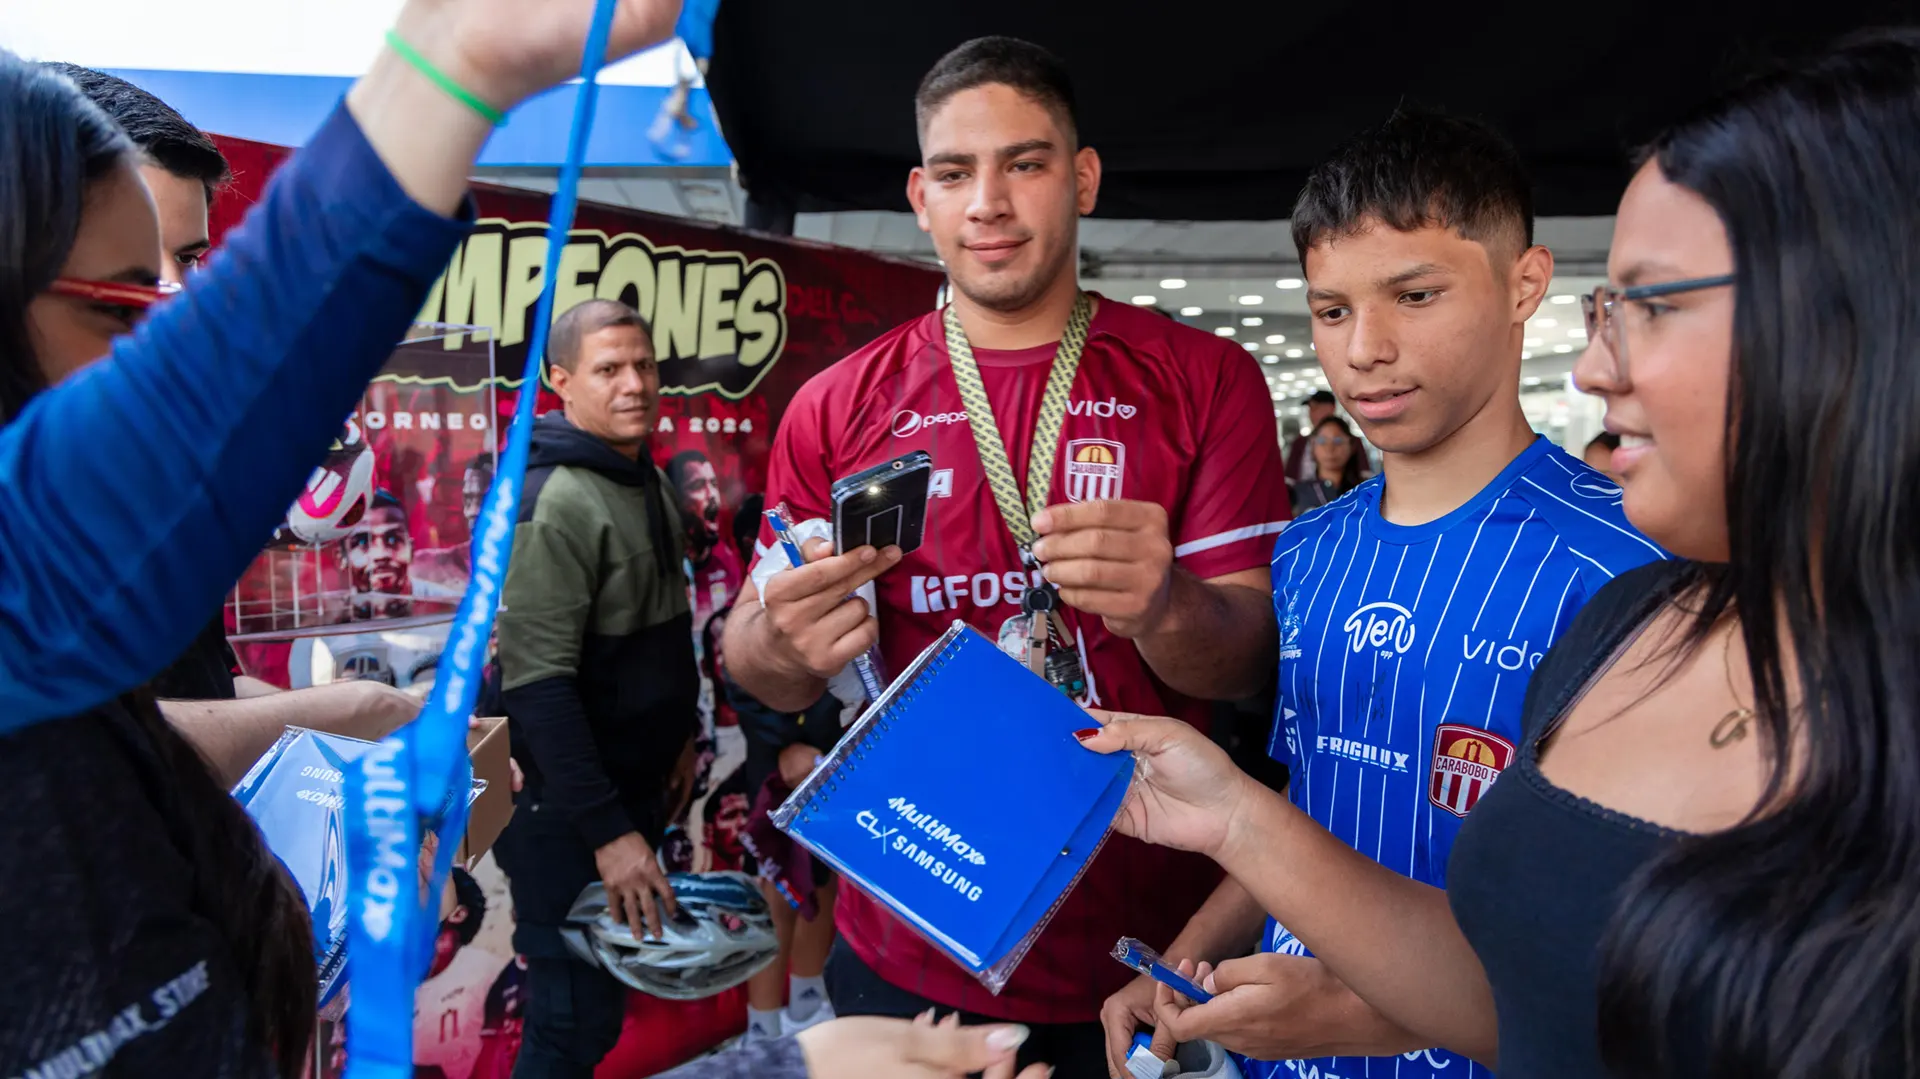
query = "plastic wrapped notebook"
xmin=771 ymin=621 xmax=1134 ymax=992
xmin=232 ymin=726 xmax=484 ymax=1015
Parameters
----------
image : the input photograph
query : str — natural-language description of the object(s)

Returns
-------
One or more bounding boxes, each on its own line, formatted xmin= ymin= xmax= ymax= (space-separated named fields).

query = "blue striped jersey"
xmin=1242 ymin=437 xmax=1666 ymax=1079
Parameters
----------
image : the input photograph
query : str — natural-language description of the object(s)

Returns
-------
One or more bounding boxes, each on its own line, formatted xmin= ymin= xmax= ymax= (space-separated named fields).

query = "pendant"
xmin=1710 ymin=707 xmax=1754 ymax=748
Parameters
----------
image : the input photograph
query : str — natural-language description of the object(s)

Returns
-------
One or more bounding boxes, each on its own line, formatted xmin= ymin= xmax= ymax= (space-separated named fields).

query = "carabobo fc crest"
xmin=1428 ymin=724 xmax=1515 ymax=817
xmin=1065 ymin=439 xmax=1125 ymax=502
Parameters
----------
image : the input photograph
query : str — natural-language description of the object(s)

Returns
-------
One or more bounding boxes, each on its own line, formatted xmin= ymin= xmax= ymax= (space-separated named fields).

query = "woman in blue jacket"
xmin=0 ymin=5 xmax=1045 ymax=1077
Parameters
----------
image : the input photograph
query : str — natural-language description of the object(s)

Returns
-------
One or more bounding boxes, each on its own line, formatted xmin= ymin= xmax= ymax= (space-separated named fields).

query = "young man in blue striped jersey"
xmin=1099 ymin=109 xmax=1665 ymax=1079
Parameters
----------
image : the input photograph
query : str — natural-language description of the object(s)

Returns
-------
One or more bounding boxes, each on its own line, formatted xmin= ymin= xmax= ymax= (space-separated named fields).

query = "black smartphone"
xmin=831 ymin=451 xmax=933 ymax=556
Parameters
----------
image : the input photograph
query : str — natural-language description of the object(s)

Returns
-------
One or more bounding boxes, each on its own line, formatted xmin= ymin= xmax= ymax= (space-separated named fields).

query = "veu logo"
xmin=1343 ymin=601 xmax=1417 ymax=656
xmin=1462 ymin=635 xmax=1544 ymax=671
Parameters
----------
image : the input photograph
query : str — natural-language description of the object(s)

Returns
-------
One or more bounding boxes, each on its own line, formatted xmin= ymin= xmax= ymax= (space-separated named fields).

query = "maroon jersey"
xmin=754 ymin=297 xmax=1291 ymax=1021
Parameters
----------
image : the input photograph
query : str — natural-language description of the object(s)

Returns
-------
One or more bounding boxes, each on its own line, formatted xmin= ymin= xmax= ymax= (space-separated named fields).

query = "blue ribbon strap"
xmin=344 ymin=5 xmax=623 ymax=1074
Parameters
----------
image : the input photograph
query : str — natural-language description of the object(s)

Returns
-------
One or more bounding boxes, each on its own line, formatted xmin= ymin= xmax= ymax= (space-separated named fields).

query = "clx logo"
xmin=1343 ymin=601 xmax=1417 ymax=657
xmin=855 ymin=809 xmax=897 ymax=850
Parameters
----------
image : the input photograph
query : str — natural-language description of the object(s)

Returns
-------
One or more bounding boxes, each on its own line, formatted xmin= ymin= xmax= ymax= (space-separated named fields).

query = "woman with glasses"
xmin=1076 ymin=28 xmax=1920 ymax=1079
xmin=1288 ymin=415 xmax=1368 ymax=513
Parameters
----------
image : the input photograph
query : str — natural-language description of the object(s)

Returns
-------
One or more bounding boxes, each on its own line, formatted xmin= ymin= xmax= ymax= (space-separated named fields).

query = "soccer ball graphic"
xmin=284 ymin=418 xmax=375 ymax=544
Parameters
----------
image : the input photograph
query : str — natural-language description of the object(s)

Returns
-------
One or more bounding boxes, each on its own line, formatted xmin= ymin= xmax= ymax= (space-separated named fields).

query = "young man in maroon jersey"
xmin=723 ymin=36 xmax=1291 ymax=1078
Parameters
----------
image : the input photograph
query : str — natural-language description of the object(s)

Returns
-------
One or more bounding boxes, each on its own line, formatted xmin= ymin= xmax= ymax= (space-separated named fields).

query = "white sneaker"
xmin=781 ymin=992 xmax=836 ymax=1035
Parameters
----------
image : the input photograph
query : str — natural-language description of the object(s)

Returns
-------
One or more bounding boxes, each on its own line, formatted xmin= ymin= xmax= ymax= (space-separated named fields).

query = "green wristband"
xmin=384 ymin=29 xmax=508 ymax=127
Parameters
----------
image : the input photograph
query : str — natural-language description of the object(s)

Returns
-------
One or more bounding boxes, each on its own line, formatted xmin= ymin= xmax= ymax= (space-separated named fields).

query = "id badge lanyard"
xmin=342 ymin=5 xmax=620 ymax=1075
xmin=942 ymin=294 xmax=1092 ymax=697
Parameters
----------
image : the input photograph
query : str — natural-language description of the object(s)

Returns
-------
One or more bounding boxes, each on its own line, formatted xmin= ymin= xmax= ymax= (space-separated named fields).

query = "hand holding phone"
xmin=754 ymin=511 xmax=897 ymax=682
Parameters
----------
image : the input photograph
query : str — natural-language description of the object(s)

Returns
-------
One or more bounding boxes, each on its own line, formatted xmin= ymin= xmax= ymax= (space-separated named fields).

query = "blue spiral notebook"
xmin=771 ymin=621 xmax=1134 ymax=992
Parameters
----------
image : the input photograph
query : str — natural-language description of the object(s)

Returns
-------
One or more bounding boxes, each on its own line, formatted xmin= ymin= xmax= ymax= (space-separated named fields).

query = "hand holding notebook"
xmin=1072 ymin=710 xmax=1262 ymax=862
xmin=772 ymin=622 xmax=1135 ymax=991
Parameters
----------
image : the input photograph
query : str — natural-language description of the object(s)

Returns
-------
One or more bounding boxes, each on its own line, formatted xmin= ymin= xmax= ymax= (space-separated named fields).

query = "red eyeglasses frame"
xmin=47 ymin=277 xmax=182 ymax=310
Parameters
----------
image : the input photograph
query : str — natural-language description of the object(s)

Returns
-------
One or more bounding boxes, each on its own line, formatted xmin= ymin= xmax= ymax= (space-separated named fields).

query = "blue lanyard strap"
xmin=344 ymin=5 xmax=621 ymax=1073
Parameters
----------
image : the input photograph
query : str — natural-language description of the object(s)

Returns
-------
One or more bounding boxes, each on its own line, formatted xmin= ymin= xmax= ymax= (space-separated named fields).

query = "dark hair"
xmin=733 ymin=492 xmax=765 ymax=563
xmin=1291 ymin=107 xmax=1533 ymax=265
xmin=1584 ymin=431 xmax=1621 ymax=455
xmin=702 ymin=760 xmax=751 ymax=824
xmin=41 ymin=63 xmax=230 ymax=203
xmin=548 ymin=297 xmax=650 ymax=372
xmin=0 ymin=58 xmax=314 ymax=1074
xmin=1310 ymin=415 xmax=1367 ymax=493
xmin=0 ymin=56 xmax=133 ymax=419
xmin=915 ymin=36 xmax=1078 ymax=144
xmin=446 ymin=867 xmax=487 ymax=947
xmin=370 ymin=487 xmax=406 ymax=514
xmin=666 ymin=448 xmax=712 ymax=490
xmin=1594 ymin=29 xmax=1920 ymax=1079
xmin=466 ymin=453 xmax=495 ymax=479
xmin=1304 ymin=390 xmax=1337 ymax=407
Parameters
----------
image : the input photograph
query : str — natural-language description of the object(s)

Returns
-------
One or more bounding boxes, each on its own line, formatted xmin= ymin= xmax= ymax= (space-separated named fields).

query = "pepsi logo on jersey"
xmin=888 ymin=397 xmax=1138 ymax=439
xmin=891 ymin=409 xmax=968 ymax=438
xmin=1343 ymin=601 xmax=1417 ymax=657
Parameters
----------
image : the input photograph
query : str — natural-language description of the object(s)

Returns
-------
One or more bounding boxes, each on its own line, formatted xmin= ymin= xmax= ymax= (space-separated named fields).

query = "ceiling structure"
xmin=703 ymin=0 xmax=1912 ymax=220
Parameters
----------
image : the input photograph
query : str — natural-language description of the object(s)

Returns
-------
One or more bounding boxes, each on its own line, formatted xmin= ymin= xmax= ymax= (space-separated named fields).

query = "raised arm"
xmin=1079 ymin=712 xmax=1501 ymax=1065
xmin=0 ymin=0 xmax=682 ymax=727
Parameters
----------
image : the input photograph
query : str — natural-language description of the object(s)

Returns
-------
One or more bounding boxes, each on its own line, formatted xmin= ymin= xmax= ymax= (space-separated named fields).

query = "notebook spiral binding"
xmin=770 ymin=620 xmax=968 ymax=833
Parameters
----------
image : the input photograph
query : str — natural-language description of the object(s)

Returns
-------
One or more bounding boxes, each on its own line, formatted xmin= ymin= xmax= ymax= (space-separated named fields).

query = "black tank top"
xmin=1446 ymin=561 xmax=1690 ymax=1078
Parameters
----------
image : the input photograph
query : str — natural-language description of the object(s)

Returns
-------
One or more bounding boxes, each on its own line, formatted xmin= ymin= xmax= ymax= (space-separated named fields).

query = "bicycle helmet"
xmin=559 ymin=871 xmax=777 ymax=1000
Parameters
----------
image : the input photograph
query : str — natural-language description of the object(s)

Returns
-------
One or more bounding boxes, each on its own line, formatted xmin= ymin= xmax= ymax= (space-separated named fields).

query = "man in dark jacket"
xmin=494 ymin=298 xmax=700 ymax=1078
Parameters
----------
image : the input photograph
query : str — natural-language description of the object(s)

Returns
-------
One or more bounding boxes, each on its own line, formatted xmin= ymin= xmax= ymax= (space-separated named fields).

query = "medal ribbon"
xmin=343 ymin=4 xmax=620 ymax=1075
xmin=942 ymin=293 xmax=1093 ymax=550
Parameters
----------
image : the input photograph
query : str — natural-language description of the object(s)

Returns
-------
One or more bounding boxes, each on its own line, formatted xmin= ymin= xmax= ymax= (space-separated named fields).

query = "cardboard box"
xmin=462 ymin=716 xmax=514 ymax=865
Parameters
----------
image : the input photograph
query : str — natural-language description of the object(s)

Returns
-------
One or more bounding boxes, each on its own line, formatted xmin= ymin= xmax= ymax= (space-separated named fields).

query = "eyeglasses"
xmin=47 ymin=277 xmax=182 ymax=318
xmin=1311 ymin=435 xmax=1347 ymax=447
xmin=1580 ymin=274 xmax=1734 ymax=382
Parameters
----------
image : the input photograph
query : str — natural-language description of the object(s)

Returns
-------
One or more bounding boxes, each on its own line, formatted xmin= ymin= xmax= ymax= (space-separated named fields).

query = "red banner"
xmin=211 ymin=136 xmax=944 ymax=1077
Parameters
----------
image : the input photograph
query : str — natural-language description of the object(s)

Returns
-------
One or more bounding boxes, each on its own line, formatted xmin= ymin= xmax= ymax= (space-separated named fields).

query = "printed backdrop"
xmin=208 ymin=135 xmax=944 ymax=1076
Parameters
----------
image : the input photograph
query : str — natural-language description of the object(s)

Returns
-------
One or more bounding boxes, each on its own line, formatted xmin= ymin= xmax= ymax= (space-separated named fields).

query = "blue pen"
xmin=765 ymin=507 xmax=887 ymax=701
xmin=1112 ymin=937 xmax=1215 ymax=1003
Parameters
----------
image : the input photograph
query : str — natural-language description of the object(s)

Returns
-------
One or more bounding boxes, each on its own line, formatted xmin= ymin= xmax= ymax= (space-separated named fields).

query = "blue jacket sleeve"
xmin=0 ymin=103 xmax=472 ymax=727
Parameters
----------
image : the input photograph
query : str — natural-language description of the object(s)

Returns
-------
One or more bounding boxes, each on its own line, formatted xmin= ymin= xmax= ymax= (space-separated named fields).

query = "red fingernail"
xmin=1074 ymin=728 xmax=1101 ymax=742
